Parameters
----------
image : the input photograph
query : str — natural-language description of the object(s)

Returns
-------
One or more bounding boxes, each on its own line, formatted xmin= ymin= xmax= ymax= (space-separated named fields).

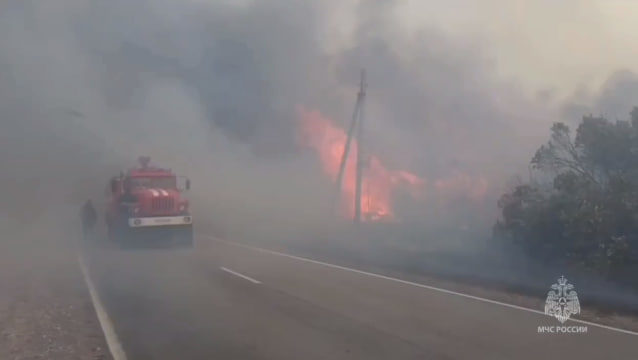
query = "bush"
xmin=495 ymin=108 xmax=638 ymax=287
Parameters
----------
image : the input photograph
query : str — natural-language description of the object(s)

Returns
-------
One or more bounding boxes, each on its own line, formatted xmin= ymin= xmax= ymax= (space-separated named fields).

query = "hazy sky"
xmin=396 ymin=0 xmax=638 ymax=98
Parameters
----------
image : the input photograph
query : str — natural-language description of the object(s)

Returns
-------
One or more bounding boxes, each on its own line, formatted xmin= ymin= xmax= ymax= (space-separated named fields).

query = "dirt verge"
xmin=0 ymin=232 xmax=111 ymax=360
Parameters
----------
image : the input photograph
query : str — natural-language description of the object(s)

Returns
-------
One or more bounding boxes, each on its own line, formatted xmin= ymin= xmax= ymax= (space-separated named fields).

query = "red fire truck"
xmin=105 ymin=157 xmax=193 ymax=247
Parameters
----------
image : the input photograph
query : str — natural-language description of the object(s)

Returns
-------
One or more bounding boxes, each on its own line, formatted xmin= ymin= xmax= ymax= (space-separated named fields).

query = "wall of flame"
xmin=296 ymin=106 xmax=489 ymax=223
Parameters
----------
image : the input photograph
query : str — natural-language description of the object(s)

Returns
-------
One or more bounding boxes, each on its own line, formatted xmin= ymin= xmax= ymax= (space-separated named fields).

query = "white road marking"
xmin=205 ymin=235 xmax=638 ymax=337
xmin=220 ymin=266 xmax=261 ymax=284
xmin=78 ymin=255 xmax=128 ymax=360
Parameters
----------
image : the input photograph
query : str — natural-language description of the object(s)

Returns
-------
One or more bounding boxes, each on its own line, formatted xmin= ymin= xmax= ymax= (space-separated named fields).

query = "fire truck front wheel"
xmin=176 ymin=226 xmax=194 ymax=248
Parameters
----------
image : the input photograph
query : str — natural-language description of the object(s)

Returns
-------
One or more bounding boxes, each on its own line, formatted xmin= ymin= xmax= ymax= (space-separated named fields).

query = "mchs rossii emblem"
xmin=544 ymin=276 xmax=580 ymax=323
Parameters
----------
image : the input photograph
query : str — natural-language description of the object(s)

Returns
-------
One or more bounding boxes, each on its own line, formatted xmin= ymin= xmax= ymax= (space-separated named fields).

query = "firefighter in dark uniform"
xmin=81 ymin=199 xmax=97 ymax=241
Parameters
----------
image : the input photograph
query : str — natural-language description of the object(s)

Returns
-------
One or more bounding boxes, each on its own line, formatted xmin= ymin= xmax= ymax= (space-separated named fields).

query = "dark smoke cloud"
xmin=73 ymin=0 xmax=332 ymax=155
xmin=4 ymin=0 xmax=638 ymax=313
xmin=60 ymin=0 xmax=552 ymax=169
xmin=1 ymin=0 xmax=630 ymax=241
xmin=562 ymin=69 xmax=638 ymax=122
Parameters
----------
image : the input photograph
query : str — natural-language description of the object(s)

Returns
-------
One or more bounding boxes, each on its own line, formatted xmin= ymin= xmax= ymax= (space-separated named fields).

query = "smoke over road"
xmin=0 ymin=1 xmax=535 ymax=228
xmin=2 ymin=0 xmax=638 ymax=307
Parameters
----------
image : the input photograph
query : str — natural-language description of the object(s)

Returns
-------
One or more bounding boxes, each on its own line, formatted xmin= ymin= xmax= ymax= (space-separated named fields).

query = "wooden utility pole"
xmin=335 ymin=69 xmax=367 ymax=224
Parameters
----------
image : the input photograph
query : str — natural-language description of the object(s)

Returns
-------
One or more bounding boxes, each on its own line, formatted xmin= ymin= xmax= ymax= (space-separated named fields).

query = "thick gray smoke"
xmin=562 ymin=69 xmax=638 ymax=123
xmin=0 ymin=0 xmax=629 ymax=247
xmin=0 ymin=0 xmax=548 ymax=242
xmin=3 ymin=0 xmax=638 ymax=313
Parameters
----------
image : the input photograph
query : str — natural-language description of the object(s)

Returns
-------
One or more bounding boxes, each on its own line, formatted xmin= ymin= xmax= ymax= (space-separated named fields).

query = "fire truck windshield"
xmin=128 ymin=177 xmax=176 ymax=190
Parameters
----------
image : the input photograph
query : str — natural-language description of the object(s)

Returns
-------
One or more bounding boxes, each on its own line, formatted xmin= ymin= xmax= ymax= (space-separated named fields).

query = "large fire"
xmin=296 ymin=106 xmax=489 ymax=222
xmin=297 ymin=107 xmax=424 ymax=221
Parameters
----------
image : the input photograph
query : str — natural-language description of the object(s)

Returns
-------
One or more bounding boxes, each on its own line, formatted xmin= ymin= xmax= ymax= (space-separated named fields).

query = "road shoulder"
xmin=0 ymin=240 xmax=112 ymax=360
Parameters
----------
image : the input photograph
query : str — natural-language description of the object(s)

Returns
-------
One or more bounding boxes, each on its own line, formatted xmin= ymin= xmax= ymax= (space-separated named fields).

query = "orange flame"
xmin=297 ymin=106 xmax=491 ymax=223
xmin=297 ymin=106 xmax=424 ymax=221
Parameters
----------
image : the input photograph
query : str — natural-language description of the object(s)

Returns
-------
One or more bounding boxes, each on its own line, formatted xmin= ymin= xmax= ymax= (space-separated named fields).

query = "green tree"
xmin=495 ymin=108 xmax=638 ymax=286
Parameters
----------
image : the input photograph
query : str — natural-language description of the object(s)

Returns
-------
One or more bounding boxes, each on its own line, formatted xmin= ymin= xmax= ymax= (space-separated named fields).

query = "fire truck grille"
xmin=152 ymin=198 xmax=174 ymax=213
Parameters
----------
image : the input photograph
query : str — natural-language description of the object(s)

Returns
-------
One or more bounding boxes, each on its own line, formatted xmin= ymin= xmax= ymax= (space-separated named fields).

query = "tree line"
xmin=494 ymin=108 xmax=638 ymax=288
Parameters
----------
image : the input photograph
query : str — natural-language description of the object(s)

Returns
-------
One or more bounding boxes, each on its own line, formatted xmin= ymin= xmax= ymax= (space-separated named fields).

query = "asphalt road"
xmin=84 ymin=235 xmax=638 ymax=360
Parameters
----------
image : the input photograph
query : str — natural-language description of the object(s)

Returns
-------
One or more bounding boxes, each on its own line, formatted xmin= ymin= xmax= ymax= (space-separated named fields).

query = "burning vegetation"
xmin=297 ymin=106 xmax=490 ymax=224
xmin=297 ymin=106 xmax=424 ymax=222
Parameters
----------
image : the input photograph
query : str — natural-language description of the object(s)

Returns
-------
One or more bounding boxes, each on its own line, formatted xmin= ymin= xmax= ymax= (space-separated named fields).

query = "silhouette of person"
xmin=81 ymin=199 xmax=97 ymax=240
